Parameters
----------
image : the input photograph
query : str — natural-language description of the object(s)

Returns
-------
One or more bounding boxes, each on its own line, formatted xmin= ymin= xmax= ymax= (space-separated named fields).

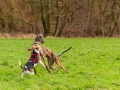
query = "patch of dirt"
xmin=0 ymin=33 xmax=36 ymax=39
xmin=46 ymin=36 xmax=56 ymax=38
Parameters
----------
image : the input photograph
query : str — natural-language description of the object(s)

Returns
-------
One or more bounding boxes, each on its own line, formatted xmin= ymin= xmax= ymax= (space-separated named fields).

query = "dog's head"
xmin=28 ymin=44 xmax=41 ymax=54
xmin=34 ymin=33 xmax=44 ymax=44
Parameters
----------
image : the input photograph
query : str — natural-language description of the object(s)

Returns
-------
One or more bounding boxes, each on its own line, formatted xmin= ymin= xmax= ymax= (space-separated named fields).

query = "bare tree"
xmin=85 ymin=0 xmax=94 ymax=37
xmin=108 ymin=0 xmax=120 ymax=37
xmin=40 ymin=0 xmax=52 ymax=36
xmin=97 ymin=0 xmax=109 ymax=36
xmin=54 ymin=0 xmax=60 ymax=37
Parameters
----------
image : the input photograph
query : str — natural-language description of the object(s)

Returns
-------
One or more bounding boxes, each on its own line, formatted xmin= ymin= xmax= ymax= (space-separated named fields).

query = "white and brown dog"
xmin=19 ymin=44 xmax=45 ymax=76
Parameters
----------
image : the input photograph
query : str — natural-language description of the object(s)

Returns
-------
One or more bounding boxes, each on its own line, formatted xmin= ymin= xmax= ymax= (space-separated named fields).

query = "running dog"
xmin=39 ymin=46 xmax=71 ymax=73
xmin=34 ymin=34 xmax=71 ymax=73
xmin=32 ymin=33 xmax=71 ymax=73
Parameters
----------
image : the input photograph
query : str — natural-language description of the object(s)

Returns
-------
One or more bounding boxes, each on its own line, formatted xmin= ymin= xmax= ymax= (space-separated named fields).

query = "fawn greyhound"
xmin=33 ymin=33 xmax=71 ymax=73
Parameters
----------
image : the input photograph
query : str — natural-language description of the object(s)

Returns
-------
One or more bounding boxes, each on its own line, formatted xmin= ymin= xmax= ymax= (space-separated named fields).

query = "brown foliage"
xmin=0 ymin=0 xmax=120 ymax=37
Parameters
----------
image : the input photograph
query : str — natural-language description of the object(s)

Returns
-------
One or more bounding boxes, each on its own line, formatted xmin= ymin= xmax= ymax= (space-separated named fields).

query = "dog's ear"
xmin=28 ymin=45 xmax=35 ymax=51
xmin=28 ymin=47 xmax=34 ymax=51
xmin=28 ymin=48 xmax=31 ymax=51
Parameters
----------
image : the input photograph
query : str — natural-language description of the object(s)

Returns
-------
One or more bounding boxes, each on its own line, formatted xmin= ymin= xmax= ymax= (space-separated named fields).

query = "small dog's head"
xmin=35 ymin=33 xmax=44 ymax=44
xmin=28 ymin=44 xmax=41 ymax=54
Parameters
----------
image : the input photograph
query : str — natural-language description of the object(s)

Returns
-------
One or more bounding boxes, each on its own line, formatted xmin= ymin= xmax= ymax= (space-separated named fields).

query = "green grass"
xmin=0 ymin=38 xmax=120 ymax=90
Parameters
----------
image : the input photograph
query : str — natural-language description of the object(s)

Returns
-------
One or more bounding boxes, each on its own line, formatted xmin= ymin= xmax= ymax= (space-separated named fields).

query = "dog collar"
xmin=34 ymin=40 xmax=41 ymax=44
xmin=34 ymin=41 xmax=38 ymax=44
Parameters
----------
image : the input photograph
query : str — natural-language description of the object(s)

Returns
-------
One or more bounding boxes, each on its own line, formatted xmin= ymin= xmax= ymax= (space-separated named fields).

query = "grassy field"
xmin=0 ymin=38 xmax=120 ymax=90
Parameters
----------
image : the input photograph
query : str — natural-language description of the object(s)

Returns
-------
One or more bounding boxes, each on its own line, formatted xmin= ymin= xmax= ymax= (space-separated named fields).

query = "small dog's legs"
xmin=33 ymin=67 xmax=37 ymax=74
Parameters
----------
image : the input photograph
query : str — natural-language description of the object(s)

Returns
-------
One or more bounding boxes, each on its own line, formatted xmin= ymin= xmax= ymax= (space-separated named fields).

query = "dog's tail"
xmin=58 ymin=47 xmax=72 ymax=57
xmin=19 ymin=60 xmax=23 ymax=69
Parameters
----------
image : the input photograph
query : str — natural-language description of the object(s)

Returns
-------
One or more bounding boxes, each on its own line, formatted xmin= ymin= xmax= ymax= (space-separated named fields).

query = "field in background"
xmin=0 ymin=38 xmax=120 ymax=90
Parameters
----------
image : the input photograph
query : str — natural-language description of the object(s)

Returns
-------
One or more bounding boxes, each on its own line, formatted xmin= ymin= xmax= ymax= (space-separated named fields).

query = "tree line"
xmin=0 ymin=0 xmax=120 ymax=37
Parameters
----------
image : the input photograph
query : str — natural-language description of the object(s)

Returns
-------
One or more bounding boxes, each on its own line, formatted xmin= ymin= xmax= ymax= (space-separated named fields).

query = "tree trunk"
xmin=54 ymin=0 xmax=60 ymax=37
xmin=108 ymin=0 xmax=120 ymax=37
xmin=40 ymin=0 xmax=52 ymax=36
xmin=99 ymin=0 xmax=104 ymax=36
xmin=40 ymin=0 xmax=47 ymax=36
xmin=47 ymin=0 xmax=52 ymax=36
xmin=85 ymin=0 xmax=94 ymax=37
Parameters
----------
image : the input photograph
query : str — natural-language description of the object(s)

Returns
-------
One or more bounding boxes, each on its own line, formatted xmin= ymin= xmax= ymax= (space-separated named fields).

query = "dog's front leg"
xmin=39 ymin=61 xmax=45 ymax=68
xmin=40 ymin=53 xmax=51 ymax=73
xmin=33 ymin=67 xmax=37 ymax=74
xmin=37 ymin=56 xmax=45 ymax=68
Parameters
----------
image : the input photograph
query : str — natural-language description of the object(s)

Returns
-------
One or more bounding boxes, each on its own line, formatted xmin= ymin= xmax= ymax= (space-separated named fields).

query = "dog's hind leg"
xmin=55 ymin=57 xmax=68 ymax=73
xmin=48 ymin=58 xmax=58 ymax=71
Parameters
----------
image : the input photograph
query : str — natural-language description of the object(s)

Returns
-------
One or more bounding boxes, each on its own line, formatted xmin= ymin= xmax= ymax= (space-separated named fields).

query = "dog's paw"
xmin=42 ymin=66 xmax=46 ymax=68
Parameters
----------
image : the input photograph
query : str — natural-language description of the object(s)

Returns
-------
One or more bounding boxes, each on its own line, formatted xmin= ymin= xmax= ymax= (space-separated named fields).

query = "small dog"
xmin=19 ymin=44 xmax=45 ymax=76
